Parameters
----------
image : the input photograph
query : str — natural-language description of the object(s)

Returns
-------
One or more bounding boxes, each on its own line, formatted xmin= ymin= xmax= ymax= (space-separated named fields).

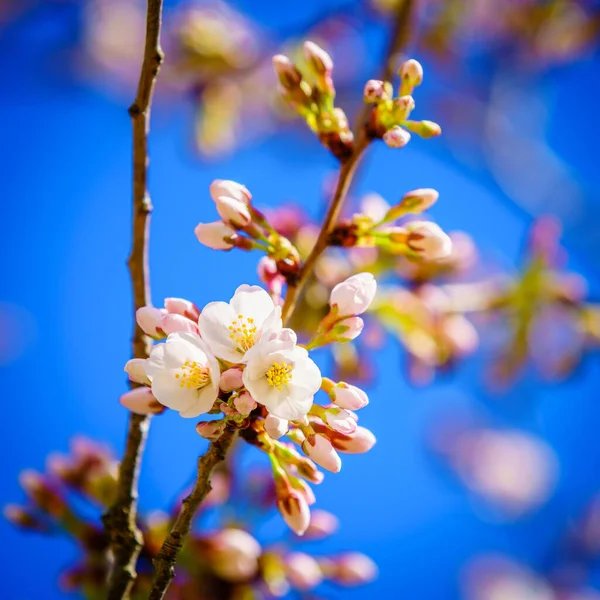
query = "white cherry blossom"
xmin=199 ymin=284 xmax=282 ymax=363
xmin=242 ymin=329 xmax=321 ymax=420
xmin=144 ymin=332 xmax=220 ymax=418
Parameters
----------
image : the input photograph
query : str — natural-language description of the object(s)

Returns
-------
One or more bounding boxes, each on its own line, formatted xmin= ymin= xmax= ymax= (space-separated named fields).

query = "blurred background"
xmin=1 ymin=0 xmax=600 ymax=598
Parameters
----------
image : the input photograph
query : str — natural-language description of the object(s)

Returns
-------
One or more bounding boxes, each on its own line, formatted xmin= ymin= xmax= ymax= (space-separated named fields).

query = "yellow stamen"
xmin=229 ymin=315 xmax=258 ymax=353
xmin=176 ymin=360 xmax=210 ymax=389
xmin=266 ymin=362 xmax=293 ymax=390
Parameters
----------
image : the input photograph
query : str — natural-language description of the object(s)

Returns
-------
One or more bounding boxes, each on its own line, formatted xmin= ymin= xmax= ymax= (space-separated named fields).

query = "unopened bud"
xmin=273 ymin=54 xmax=303 ymax=90
xmin=209 ymin=528 xmax=261 ymax=583
xmin=323 ymin=408 xmax=358 ymax=435
xmin=215 ymin=196 xmax=252 ymax=228
xmin=332 ymin=553 xmax=378 ymax=585
xmin=209 ymin=179 xmax=251 ymax=204
xmin=383 ymin=126 xmax=411 ymax=148
xmin=302 ymin=433 xmax=342 ymax=473
xmin=265 ymin=414 xmax=289 ymax=440
xmin=399 ymin=59 xmax=423 ymax=88
xmin=330 ymin=272 xmax=377 ymax=317
xmin=384 ymin=188 xmax=439 ymax=221
xmin=196 ymin=421 xmax=225 ymax=441
xmin=404 ymin=119 xmax=442 ymax=138
xmin=392 ymin=95 xmax=415 ymax=121
xmin=305 ymin=509 xmax=339 ymax=539
xmin=303 ymin=41 xmax=333 ymax=76
xmin=124 ymin=358 xmax=151 ymax=385
xmin=285 ymin=552 xmax=323 ymax=591
xmin=329 ymin=382 xmax=369 ymax=410
xmin=194 ymin=221 xmax=236 ymax=250
xmin=277 ymin=489 xmax=311 ymax=536
xmin=363 ymin=79 xmax=389 ymax=103
xmin=233 ymin=391 xmax=257 ymax=415
xmin=405 ymin=221 xmax=452 ymax=260
xmin=164 ymin=297 xmax=200 ymax=321
xmin=161 ymin=313 xmax=199 ymax=335
xmin=333 ymin=316 xmax=364 ymax=342
xmin=120 ymin=387 xmax=164 ymax=415
xmin=219 ymin=368 xmax=244 ymax=392
xmin=136 ymin=306 xmax=167 ymax=339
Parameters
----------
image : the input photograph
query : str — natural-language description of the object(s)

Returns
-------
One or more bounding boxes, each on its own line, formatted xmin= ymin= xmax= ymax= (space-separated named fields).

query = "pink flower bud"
xmin=406 ymin=221 xmax=453 ymax=260
xmin=215 ymin=196 xmax=252 ymax=228
xmin=330 ymin=383 xmax=369 ymax=410
xmin=219 ymin=368 xmax=244 ymax=392
xmin=323 ymin=408 xmax=358 ymax=435
xmin=305 ymin=509 xmax=339 ymax=539
xmin=257 ymin=256 xmax=279 ymax=283
xmin=304 ymin=40 xmax=333 ymax=75
xmin=124 ymin=358 xmax=151 ymax=385
xmin=194 ymin=221 xmax=236 ymax=250
xmin=333 ymin=553 xmax=378 ymax=585
xmin=196 ymin=421 xmax=225 ymax=441
xmin=443 ymin=314 xmax=479 ymax=357
xmin=334 ymin=316 xmax=364 ymax=341
xmin=277 ymin=490 xmax=311 ymax=536
xmin=119 ymin=387 xmax=163 ymax=415
xmin=209 ymin=179 xmax=251 ymax=204
xmin=272 ymin=54 xmax=302 ymax=89
xmin=330 ymin=272 xmax=377 ymax=317
xmin=302 ymin=434 xmax=342 ymax=473
xmin=161 ymin=313 xmax=199 ymax=335
xmin=329 ymin=426 xmax=376 ymax=454
xmin=290 ymin=477 xmax=316 ymax=506
xmin=395 ymin=188 xmax=439 ymax=215
xmin=136 ymin=306 xmax=167 ymax=338
xmin=285 ymin=552 xmax=323 ymax=591
xmin=164 ymin=297 xmax=200 ymax=321
xmin=233 ymin=392 xmax=257 ymax=415
xmin=363 ymin=79 xmax=387 ymax=103
xmin=400 ymin=58 xmax=423 ymax=86
xmin=383 ymin=126 xmax=411 ymax=148
xmin=265 ymin=414 xmax=289 ymax=440
xmin=209 ymin=528 xmax=261 ymax=583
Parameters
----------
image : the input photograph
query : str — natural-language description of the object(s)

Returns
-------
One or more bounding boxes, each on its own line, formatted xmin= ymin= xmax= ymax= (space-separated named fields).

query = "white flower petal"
xmin=179 ymin=384 xmax=219 ymax=418
xmin=151 ymin=370 xmax=201 ymax=413
xmin=230 ymin=285 xmax=276 ymax=327
xmin=199 ymin=301 xmax=242 ymax=362
xmin=265 ymin=393 xmax=314 ymax=421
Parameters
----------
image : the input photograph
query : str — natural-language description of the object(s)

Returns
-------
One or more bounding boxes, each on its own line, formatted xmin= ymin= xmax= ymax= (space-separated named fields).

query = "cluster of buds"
xmin=194 ymin=179 xmax=302 ymax=283
xmin=363 ymin=59 xmax=441 ymax=147
xmin=127 ymin=240 xmax=378 ymax=533
xmin=331 ymin=187 xmax=453 ymax=262
xmin=273 ymin=41 xmax=354 ymax=160
xmin=6 ymin=440 xmax=376 ymax=597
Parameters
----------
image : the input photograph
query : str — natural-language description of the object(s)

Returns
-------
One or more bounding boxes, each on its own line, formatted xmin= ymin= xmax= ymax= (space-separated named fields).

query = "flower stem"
xmin=102 ymin=1 xmax=164 ymax=598
xmin=148 ymin=428 xmax=238 ymax=600
xmin=282 ymin=0 xmax=417 ymax=326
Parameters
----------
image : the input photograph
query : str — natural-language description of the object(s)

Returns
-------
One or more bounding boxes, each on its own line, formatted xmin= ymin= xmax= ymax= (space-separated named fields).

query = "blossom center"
xmin=174 ymin=361 xmax=210 ymax=389
xmin=228 ymin=314 xmax=257 ymax=353
xmin=266 ymin=362 xmax=292 ymax=390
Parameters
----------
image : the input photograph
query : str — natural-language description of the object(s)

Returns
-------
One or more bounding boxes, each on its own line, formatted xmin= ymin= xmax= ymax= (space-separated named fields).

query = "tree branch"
xmin=103 ymin=1 xmax=164 ymax=598
xmin=148 ymin=428 xmax=238 ymax=600
xmin=282 ymin=0 xmax=418 ymax=325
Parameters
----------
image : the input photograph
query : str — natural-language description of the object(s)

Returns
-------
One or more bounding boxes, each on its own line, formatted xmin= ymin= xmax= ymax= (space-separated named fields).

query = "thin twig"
xmin=282 ymin=0 xmax=418 ymax=325
xmin=103 ymin=1 xmax=164 ymax=598
xmin=148 ymin=428 xmax=238 ymax=600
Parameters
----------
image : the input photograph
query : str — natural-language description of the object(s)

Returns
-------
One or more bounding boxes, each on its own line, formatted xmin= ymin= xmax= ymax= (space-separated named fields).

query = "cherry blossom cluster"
xmin=123 ymin=266 xmax=377 ymax=534
xmin=6 ymin=438 xmax=376 ymax=597
xmin=364 ymin=58 xmax=441 ymax=148
xmin=272 ymin=41 xmax=354 ymax=160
